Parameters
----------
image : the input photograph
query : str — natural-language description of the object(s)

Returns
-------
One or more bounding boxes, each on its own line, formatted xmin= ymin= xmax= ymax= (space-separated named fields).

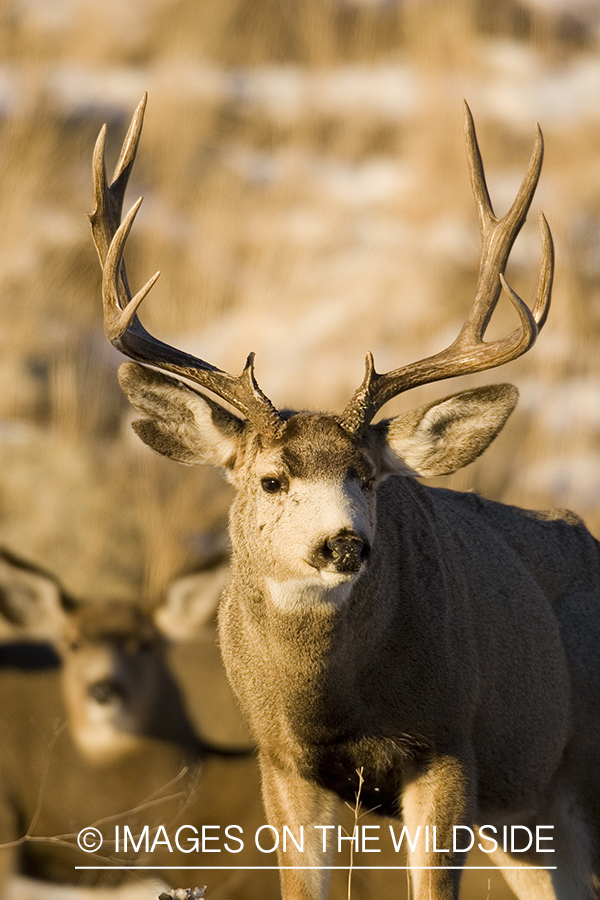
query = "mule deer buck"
xmin=0 ymin=548 xmax=278 ymax=900
xmin=89 ymin=95 xmax=600 ymax=900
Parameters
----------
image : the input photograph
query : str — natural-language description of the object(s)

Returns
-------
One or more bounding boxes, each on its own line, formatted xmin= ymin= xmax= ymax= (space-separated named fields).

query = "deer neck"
xmin=220 ymin=555 xmax=368 ymax=755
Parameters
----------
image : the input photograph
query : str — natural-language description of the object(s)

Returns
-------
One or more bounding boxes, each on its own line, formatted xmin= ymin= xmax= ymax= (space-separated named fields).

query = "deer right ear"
xmin=118 ymin=362 xmax=245 ymax=469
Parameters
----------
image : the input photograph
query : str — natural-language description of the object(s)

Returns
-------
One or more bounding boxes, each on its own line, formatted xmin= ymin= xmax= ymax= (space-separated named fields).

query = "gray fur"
xmin=118 ymin=363 xmax=600 ymax=900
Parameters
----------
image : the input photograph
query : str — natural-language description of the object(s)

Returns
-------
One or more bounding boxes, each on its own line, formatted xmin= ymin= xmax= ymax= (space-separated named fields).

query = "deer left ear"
xmin=375 ymin=383 xmax=519 ymax=478
xmin=156 ymin=564 xmax=229 ymax=640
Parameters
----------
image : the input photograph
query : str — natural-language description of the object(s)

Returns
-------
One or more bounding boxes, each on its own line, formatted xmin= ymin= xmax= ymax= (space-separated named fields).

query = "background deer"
xmin=0 ymin=548 xmax=278 ymax=900
xmin=0 ymin=550 xmax=415 ymax=900
xmin=89 ymin=96 xmax=600 ymax=900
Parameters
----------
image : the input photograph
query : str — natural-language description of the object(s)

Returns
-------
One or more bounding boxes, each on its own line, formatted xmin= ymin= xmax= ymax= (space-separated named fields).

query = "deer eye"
xmin=261 ymin=476 xmax=284 ymax=494
xmin=348 ymin=466 xmax=375 ymax=491
xmin=363 ymin=473 xmax=377 ymax=491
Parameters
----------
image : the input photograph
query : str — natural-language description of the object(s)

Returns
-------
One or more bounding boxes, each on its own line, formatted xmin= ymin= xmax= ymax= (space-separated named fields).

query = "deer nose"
xmin=313 ymin=530 xmax=370 ymax=573
xmin=88 ymin=679 xmax=125 ymax=705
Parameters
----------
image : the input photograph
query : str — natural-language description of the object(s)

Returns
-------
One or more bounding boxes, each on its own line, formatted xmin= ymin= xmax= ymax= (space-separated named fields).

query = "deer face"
xmin=59 ymin=602 xmax=164 ymax=762
xmin=231 ymin=414 xmax=377 ymax=599
xmin=0 ymin=551 xmax=171 ymax=763
xmin=0 ymin=550 xmax=242 ymax=762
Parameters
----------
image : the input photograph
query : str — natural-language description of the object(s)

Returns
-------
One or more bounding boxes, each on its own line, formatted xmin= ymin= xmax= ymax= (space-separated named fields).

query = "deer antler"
xmin=90 ymin=98 xmax=552 ymax=439
xmin=339 ymin=100 xmax=554 ymax=434
xmin=87 ymin=94 xmax=282 ymax=435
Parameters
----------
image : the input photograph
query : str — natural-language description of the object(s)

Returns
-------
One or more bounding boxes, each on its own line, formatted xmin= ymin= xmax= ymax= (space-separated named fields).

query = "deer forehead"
xmin=250 ymin=413 xmax=377 ymax=483
xmin=63 ymin=602 xmax=160 ymax=649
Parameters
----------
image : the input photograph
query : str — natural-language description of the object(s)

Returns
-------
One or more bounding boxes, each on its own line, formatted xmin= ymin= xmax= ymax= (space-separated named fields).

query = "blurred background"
xmin=0 ymin=2 xmax=599 ymax=899
xmin=0 ymin=0 xmax=599 ymax=602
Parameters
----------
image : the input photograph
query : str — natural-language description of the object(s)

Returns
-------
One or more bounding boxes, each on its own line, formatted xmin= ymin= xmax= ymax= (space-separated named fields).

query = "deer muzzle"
xmin=88 ymin=678 xmax=126 ymax=705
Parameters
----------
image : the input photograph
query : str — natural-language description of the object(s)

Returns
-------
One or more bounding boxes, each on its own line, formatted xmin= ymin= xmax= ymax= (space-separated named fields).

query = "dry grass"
xmin=0 ymin=0 xmax=598 ymax=672
xmin=0 ymin=0 xmax=599 ymax=603
xmin=2 ymin=6 xmax=599 ymax=900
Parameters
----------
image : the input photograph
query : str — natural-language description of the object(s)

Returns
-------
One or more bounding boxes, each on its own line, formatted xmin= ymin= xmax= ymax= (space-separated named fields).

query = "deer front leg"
xmin=259 ymin=754 xmax=339 ymax=900
xmin=0 ymin=840 xmax=17 ymax=900
xmin=401 ymin=754 xmax=475 ymax=900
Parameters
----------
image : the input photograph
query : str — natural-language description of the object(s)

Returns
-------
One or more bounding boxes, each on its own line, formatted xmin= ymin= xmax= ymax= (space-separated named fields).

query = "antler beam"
xmin=339 ymin=101 xmax=554 ymax=434
xmin=90 ymin=97 xmax=552 ymax=439
xmin=88 ymin=94 xmax=282 ymax=435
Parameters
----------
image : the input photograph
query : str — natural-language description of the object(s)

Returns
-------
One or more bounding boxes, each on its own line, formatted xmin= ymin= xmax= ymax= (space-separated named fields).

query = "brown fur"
xmin=116 ymin=363 xmax=600 ymax=900
xmin=0 ymin=550 xmax=278 ymax=900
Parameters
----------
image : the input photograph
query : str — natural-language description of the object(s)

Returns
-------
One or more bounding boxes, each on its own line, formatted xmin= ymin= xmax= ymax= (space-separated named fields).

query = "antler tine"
xmin=339 ymin=103 xmax=554 ymax=434
xmin=530 ymin=211 xmax=554 ymax=330
xmin=89 ymin=96 xmax=282 ymax=435
xmin=459 ymin=99 xmax=543 ymax=340
xmin=87 ymin=93 xmax=147 ymax=268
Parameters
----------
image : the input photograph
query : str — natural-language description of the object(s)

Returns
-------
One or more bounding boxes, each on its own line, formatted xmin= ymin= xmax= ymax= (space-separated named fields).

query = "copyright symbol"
xmin=77 ymin=827 xmax=103 ymax=852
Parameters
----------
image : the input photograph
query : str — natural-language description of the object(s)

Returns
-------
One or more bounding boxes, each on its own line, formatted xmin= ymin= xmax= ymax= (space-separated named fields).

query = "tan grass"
xmin=0 ymin=0 xmax=598 ymax=589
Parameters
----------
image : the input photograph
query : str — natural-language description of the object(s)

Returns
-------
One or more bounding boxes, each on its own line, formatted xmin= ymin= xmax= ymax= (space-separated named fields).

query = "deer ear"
xmin=0 ymin=549 xmax=75 ymax=638
xmin=378 ymin=383 xmax=518 ymax=477
xmin=118 ymin=362 xmax=245 ymax=469
xmin=156 ymin=564 xmax=229 ymax=640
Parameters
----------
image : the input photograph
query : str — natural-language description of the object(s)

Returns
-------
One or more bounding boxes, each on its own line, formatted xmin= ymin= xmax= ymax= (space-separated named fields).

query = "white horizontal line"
xmin=75 ymin=866 xmax=557 ymax=871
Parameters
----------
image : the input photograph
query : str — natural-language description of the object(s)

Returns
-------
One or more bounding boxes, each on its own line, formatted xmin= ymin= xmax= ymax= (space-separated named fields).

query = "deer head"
xmin=89 ymin=96 xmax=552 ymax=605
xmin=0 ymin=549 xmax=218 ymax=763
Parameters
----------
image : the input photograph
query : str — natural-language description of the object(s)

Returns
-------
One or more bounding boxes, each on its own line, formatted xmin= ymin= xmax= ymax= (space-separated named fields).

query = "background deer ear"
xmin=118 ymin=362 xmax=245 ymax=469
xmin=155 ymin=563 xmax=229 ymax=640
xmin=0 ymin=549 xmax=75 ymax=639
xmin=378 ymin=383 xmax=519 ymax=477
xmin=159 ymin=562 xmax=253 ymax=750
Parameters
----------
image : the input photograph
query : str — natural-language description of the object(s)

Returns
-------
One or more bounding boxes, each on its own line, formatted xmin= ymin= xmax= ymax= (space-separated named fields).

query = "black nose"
xmin=312 ymin=530 xmax=370 ymax=573
xmin=88 ymin=679 xmax=125 ymax=705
